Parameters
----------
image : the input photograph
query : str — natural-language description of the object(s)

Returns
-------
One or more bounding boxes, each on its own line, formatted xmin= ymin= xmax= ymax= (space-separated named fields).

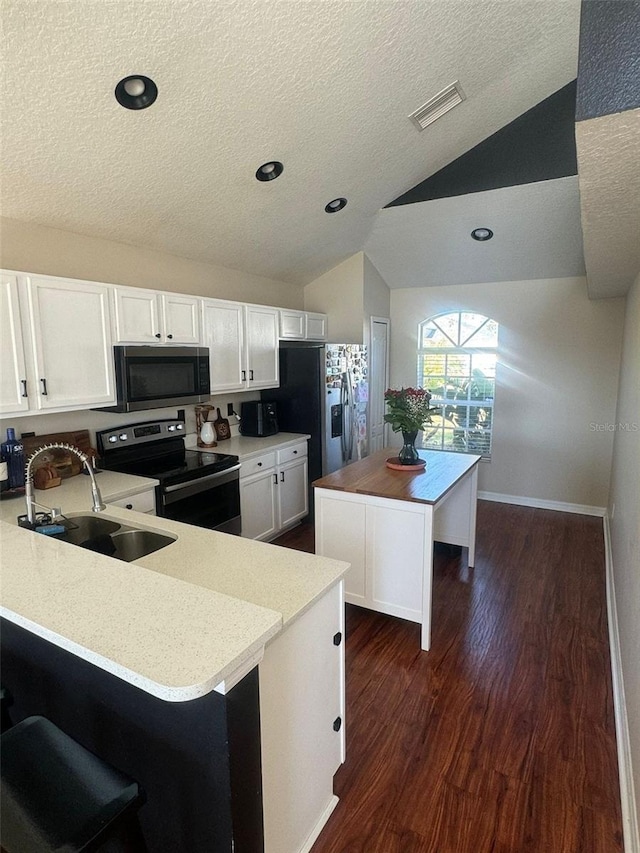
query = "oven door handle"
xmin=163 ymin=463 xmax=242 ymax=494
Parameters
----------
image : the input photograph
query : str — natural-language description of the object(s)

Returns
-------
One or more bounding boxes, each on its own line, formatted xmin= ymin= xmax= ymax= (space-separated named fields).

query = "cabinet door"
xmin=161 ymin=293 xmax=201 ymax=344
xmin=240 ymin=469 xmax=277 ymax=540
xmin=279 ymin=309 xmax=305 ymax=339
xmin=259 ymin=581 xmax=344 ymax=853
xmin=27 ymin=277 xmax=115 ymax=409
xmin=0 ymin=274 xmax=30 ymax=414
xmin=276 ymin=457 xmax=308 ymax=530
xmin=315 ymin=490 xmax=367 ymax=605
xmin=202 ymin=299 xmax=245 ymax=392
xmin=113 ymin=287 xmax=161 ymax=343
xmin=305 ymin=312 xmax=327 ymax=341
xmin=245 ymin=305 xmax=279 ymax=389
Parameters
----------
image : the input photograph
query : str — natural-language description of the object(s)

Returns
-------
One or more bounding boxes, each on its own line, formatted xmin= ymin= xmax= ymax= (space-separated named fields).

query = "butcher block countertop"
xmin=314 ymin=449 xmax=481 ymax=505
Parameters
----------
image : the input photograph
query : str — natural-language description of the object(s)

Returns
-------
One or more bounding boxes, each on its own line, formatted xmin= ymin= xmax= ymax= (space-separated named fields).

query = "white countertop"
xmin=0 ymin=468 xmax=348 ymax=703
xmin=185 ymin=431 xmax=310 ymax=460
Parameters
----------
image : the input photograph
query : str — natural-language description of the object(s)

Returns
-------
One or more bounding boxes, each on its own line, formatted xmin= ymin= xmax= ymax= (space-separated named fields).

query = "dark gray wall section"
xmin=387 ymin=82 xmax=577 ymax=207
xmin=576 ymin=0 xmax=640 ymax=121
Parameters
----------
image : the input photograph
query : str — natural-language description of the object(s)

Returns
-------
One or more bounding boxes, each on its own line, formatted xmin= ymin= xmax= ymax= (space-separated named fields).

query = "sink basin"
xmin=108 ymin=529 xmax=176 ymax=562
xmin=56 ymin=516 xmax=122 ymax=545
xmin=51 ymin=516 xmax=176 ymax=562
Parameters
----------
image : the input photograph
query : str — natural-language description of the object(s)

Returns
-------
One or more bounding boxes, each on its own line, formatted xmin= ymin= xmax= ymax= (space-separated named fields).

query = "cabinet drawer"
xmin=276 ymin=442 xmax=308 ymax=465
xmin=108 ymin=489 xmax=156 ymax=514
xmin=240 ymin=451 xmax=276 ymax=478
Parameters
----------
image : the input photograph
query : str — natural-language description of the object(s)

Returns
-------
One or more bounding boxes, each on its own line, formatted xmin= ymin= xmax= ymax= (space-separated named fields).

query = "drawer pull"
xmin=125 ymin=504 xmax=133 ymax=510
xmin=293 ymin=449 xmax=298 ymax=454
xmin=155 ymin=332 xmax=161 ymax=339
xmin=167 ymin=334 xmax=173 ymax=340
xmin=21 ymin=379 xmax=28 ymax=398
xmin=40 ymin=378 xmax=48 ymax=395
xmin=333 ymin=716 xmax=342 ymax=732
xmin=257 ymin=462 xmax=262 ymax=467
xmin=280 ymin=471 xmax=285 ymax=482
xmin=333 ymin=631 xmax=342 ymax=646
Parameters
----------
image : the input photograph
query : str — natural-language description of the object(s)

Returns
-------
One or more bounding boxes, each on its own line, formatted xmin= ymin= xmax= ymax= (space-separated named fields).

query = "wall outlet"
xmin=227 ymin=403 xmax=234 ymax=416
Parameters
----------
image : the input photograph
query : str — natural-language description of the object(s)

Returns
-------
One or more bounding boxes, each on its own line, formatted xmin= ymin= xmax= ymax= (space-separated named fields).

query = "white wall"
xmin=390 ymin=276 xmax=626 ymax=507
xmin=304 ymin=253 xmax=364 ymax=343
xmin=608 ymin=272 xmax=640 ymax=835
xmin=0 ymin=217 xmax=302 ymax=308
xmin=363 ymin=254 xmax=391 ymax=348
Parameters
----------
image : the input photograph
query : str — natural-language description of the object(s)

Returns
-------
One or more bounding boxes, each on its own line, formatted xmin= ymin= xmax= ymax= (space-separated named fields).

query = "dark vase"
xmin=398 ymin=430 xmax=419 ymax=465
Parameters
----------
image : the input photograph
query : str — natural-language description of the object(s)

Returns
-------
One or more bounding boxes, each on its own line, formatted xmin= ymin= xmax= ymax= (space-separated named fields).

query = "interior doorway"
xmin=369 ymin=317 xmax=389 ymax=453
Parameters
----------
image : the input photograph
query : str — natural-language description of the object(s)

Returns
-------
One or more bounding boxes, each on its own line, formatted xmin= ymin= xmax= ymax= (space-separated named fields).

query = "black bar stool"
xmin=1 ymin=715 xmax=147 ymax=853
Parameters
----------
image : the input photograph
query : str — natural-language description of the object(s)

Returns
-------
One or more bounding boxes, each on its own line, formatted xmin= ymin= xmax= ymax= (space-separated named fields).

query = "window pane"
xmin=421 ymin=321 xmax=454 ymax=348
xmin=461 ymin=316 xmax=498 ymax=347
xmin=470 ymin=353 xmax=496 ymax=379
xmin=421 ymin=353 xmax=447 ymax=375
xmin=445 ymin=354 xmax=470 ymax=377
xmin=433 ymin=314 xmax=460 ymax=345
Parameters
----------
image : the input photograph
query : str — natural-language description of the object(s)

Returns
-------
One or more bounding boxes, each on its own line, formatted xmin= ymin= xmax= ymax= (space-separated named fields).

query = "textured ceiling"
xmin=1 ymin=0 xmax=581 ymax=286
xmin=576 ymin=109 xmax=640 ymax=299
xmin=364 ymin=177 xmax=585 ymax=289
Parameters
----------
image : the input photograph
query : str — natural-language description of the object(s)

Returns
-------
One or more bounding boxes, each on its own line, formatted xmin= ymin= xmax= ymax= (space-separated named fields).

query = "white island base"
xmin=315 ymin=449 xmax=480 ymax=651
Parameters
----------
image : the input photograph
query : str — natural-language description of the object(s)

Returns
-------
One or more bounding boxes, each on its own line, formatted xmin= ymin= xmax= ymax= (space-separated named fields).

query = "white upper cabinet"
xmin=113 ymin=287 xmax=201 ymax=345
xmin=305 ymin=312 xmax=328 ymax=341
xmin=202 ymin=300 xmax=278 ymax=392
xmin=26 ymin=275 xmax=116 ymax=410
xmin=0 ymin=273 xmax=29 ymax=414
xmin=245 ymin=305 xmax=279 ymax=389
xmin=278 ymin=309 xmax=328 ymax=341
xmin=201 ymin=299 xmax=245 ymax=392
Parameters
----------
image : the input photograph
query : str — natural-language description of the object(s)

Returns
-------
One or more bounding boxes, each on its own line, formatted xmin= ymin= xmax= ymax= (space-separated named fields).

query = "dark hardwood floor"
xmin=273 ymin=501 xmax=623 ymax=853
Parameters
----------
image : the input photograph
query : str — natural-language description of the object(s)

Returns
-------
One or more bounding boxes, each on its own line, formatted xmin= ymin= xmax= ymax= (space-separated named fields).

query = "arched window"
xmin=417 ymin=311 xmax=498 ymax=458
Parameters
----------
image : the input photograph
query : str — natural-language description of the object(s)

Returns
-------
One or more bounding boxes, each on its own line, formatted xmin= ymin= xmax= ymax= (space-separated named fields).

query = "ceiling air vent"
xmin=409 ymin=81 xmax=466 ymax=131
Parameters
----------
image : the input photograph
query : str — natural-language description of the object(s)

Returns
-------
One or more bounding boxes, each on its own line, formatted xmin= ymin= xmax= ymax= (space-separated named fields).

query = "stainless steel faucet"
xmin=24 ymin=443 xmax=106 ymax=525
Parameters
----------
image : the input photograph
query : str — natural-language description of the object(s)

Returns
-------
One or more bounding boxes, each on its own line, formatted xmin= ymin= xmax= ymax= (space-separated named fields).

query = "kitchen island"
xmin=0 ymin=473 xmax=349 ymax=853
xmin=314 ymin=448 xmax=480 ymax=651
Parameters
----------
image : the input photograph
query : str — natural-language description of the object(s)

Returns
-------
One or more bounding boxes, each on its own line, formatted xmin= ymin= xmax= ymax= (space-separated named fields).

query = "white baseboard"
xmin=604 ymin=515 xmax=639 ymax=853
xmin=478 ymin=490 xmax=606 ymax=517
xmin=299 ymin=795 xmax=339 ymax=853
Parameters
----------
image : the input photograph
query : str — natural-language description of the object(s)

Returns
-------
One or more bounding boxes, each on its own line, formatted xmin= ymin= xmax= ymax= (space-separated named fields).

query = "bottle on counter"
xmin=1 ymin=428 xmax=25 ymax=489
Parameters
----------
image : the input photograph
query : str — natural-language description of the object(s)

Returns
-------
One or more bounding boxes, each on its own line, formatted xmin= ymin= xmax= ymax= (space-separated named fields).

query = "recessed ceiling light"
xmin=256 ymin=161 xmax=284 ymax=181
xmin=114 ymin=75 xmax=158 ymax=110
xmin=325 ymin=198 xmax=347 ymax=213
xmin=471 ymin=227 xmax=493 ymax=241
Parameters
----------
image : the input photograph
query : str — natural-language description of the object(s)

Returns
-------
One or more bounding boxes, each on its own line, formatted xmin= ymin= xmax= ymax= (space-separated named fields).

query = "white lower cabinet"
xmin=107 ymin=488 xmax=156 ymax=515
xmin=259 ymin=581 xmax=344 ymax=853
xmin=240 ymin=442 xmax=308 ymax=541
xmin=315 ymin=489 xmax=426 ymax=624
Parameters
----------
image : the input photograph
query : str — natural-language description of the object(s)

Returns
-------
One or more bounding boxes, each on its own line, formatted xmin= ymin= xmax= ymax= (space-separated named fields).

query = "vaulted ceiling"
xmin=1 ymin=1 xmax=586 ymax=287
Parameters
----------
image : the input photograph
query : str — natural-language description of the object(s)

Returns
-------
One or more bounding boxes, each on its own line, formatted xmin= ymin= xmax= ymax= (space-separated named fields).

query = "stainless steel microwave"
xmin=99 ymin=346 xmax=210 ymax=413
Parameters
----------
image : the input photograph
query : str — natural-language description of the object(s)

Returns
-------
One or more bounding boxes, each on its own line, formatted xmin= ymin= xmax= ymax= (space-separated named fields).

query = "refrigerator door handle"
xmin=342 ymin=371 xmax=354 ymax=463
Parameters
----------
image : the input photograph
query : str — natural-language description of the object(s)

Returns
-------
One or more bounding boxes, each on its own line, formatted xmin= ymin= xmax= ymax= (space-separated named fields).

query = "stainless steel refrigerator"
xmin=261 ymin=341 xmax=368 ymax=513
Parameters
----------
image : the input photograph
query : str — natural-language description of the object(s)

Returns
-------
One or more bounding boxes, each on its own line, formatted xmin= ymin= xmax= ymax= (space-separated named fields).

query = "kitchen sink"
xmin=54 ymin=516 xmax=121 ymax=545
xmin=108 ymin=529 xmax=176 ymax=562
xmin=52 ymin=516 xmax=176 ymax=562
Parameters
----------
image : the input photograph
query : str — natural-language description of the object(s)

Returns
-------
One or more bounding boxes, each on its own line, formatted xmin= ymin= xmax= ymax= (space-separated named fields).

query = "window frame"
xmin=417 ymin=311 xmax=498 ymax=460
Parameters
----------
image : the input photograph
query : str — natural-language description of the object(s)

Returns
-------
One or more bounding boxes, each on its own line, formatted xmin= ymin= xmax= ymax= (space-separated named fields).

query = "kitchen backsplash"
xmin=0 ymin=390 xmax=260 ymax=451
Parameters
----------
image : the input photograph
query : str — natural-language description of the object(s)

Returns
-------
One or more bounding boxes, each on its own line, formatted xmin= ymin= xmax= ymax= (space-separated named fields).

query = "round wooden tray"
xmin=385 ymin=457 xmax=426 ymax=471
